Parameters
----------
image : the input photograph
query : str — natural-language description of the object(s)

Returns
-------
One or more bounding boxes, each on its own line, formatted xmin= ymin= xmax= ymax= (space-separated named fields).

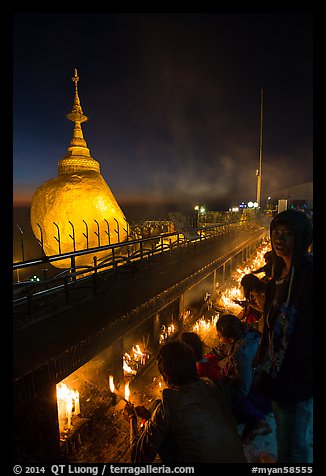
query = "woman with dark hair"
xmin=180 ymin=331 xmax=222 ymax=382
xmin=123 ymin=340 xmax=246 ymax=463
xmin=215 ymin=314 xmax=272 ymax=443
xmin=241 ymin=273 xmax=265 ymax=304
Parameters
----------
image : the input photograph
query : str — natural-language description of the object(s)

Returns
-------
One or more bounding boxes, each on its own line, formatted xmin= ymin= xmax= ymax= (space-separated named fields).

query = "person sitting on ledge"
xmin=123 ymin=340 xmax=247 ymax=463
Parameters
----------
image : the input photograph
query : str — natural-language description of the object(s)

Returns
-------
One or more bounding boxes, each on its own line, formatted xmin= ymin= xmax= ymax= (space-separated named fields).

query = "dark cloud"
xmin=13 ymin=12 xmax=313 ymax=211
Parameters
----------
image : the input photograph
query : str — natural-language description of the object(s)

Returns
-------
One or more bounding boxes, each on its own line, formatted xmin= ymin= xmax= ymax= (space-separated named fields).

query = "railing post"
xmin=93 ymin=256 xmax=98 ymax=295
xmin=114 ymin=218 xmax=120 ymax=243
xmin=112 ymin=248 xmax=117 ymax=272
xmin=53 ymin=222 xmax=61 ymax=255
xmin=17 ymin=224 xmax=25 ymax=262
xmin=104 ymin=219 xmax=111 ymax=245
xmin=36 ymin=223 xmax=45 ymax=257
xmin=123 ymin=217 xmax=129 ymax=241
xmin=70 ymin=255 xmax=77 ymax=283
xmin=68 ymin=221 xmax=76 ymax=252
xmin=94 ymin=220 xmax=101 ymax=248
xmin=82 ymin=220 xmax=89 ymax=249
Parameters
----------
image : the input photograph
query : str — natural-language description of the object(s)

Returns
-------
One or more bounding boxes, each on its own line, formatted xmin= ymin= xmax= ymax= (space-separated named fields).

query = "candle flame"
xmin=125 ymin=380 xmax=130 ymax=401
xmin=109 ymin=375 xmax=115 ymax=393
xmin=123 ymin=353 xmax=137 ymax=375
xmin=132 ymin=344 xmax=146 ymax=359
xmin=159 ymin=322 xmax=176 ymax=345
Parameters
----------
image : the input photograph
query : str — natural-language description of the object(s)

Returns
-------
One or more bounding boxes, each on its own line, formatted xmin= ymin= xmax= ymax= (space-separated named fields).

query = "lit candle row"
xmin=123 ymin=343 xmax=150 ymax=374
xmin=159 ymin=323 xmax=176 ymax=344
xmin=109 ymin=375 xmax=131 ymax=403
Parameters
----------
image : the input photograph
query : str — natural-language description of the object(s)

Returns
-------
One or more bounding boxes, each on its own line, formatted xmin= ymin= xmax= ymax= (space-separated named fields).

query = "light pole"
xmin=256 ymin=88 xmax=264 ymax=208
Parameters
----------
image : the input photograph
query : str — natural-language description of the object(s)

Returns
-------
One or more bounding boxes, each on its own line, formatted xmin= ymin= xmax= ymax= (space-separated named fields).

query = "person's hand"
xmin=123 ymin=402 xmax=137 ymax=422
xmin=135 ymin=405 xmax=150 ymax=420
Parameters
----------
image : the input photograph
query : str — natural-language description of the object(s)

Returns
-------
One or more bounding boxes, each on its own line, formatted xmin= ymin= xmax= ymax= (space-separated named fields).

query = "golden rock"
xmin=30 ymin=69 xmax=128 ymax=269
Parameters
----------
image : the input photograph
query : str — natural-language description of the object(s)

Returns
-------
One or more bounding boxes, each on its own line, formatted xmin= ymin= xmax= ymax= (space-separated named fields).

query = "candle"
xmin=109 ymin=374 xmax=117 ymax=405
xmin=125 ymin=380 xmax=130 ymax=401
xmin=66 ymin=397 xmax=72 ymax=429
xmin=109 ymin=375 xmax=115 ymax=393
xmin=74 ymin=391 xmax=80 ymax=415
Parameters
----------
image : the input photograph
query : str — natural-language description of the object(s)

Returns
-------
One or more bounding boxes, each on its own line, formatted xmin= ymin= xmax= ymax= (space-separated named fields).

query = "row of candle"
xmin=159 ymin=323 xmax=176 ymax=345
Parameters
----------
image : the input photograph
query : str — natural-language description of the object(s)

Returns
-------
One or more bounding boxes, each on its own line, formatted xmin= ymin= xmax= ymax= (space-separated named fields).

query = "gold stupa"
xmin=30 ymin=69 xmax=128 ymax=269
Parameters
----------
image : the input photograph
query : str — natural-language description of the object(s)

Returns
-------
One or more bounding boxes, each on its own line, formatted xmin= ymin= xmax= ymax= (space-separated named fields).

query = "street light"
xmin=194 ymin=205 xmax=206 ymax=222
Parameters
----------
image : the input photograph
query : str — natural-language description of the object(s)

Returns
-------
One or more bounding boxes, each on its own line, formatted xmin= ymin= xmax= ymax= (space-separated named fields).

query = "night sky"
xmin=13 ymin=12 xmax=313 ymax=214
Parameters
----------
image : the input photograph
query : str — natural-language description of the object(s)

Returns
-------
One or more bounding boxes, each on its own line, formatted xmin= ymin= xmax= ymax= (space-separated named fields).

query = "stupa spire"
xmin=67 ymin=68 xmax=88 ymax=124
xmin=66 ymin=68 xmax=88 ymax=149
xmin=58 ymin=68 xmax=100 ymax=175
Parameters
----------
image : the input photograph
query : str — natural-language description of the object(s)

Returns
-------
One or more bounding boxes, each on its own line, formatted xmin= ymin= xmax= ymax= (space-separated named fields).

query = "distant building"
xmin=265 ymin=182 xmax=313 ymax=212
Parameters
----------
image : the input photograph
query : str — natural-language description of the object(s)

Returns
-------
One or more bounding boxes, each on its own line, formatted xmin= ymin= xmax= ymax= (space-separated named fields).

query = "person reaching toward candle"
xmin=214 ymin=313 xmax=273 ymax=444
xmin=123 ymin=340 xmax=247 ymax=463
xmin=252 ymin=250 xmax=273 ymax=282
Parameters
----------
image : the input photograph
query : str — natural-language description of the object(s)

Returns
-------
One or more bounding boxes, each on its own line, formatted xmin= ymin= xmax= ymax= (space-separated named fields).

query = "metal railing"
xmin=13 ymin=221 xmax=267 ymax=326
